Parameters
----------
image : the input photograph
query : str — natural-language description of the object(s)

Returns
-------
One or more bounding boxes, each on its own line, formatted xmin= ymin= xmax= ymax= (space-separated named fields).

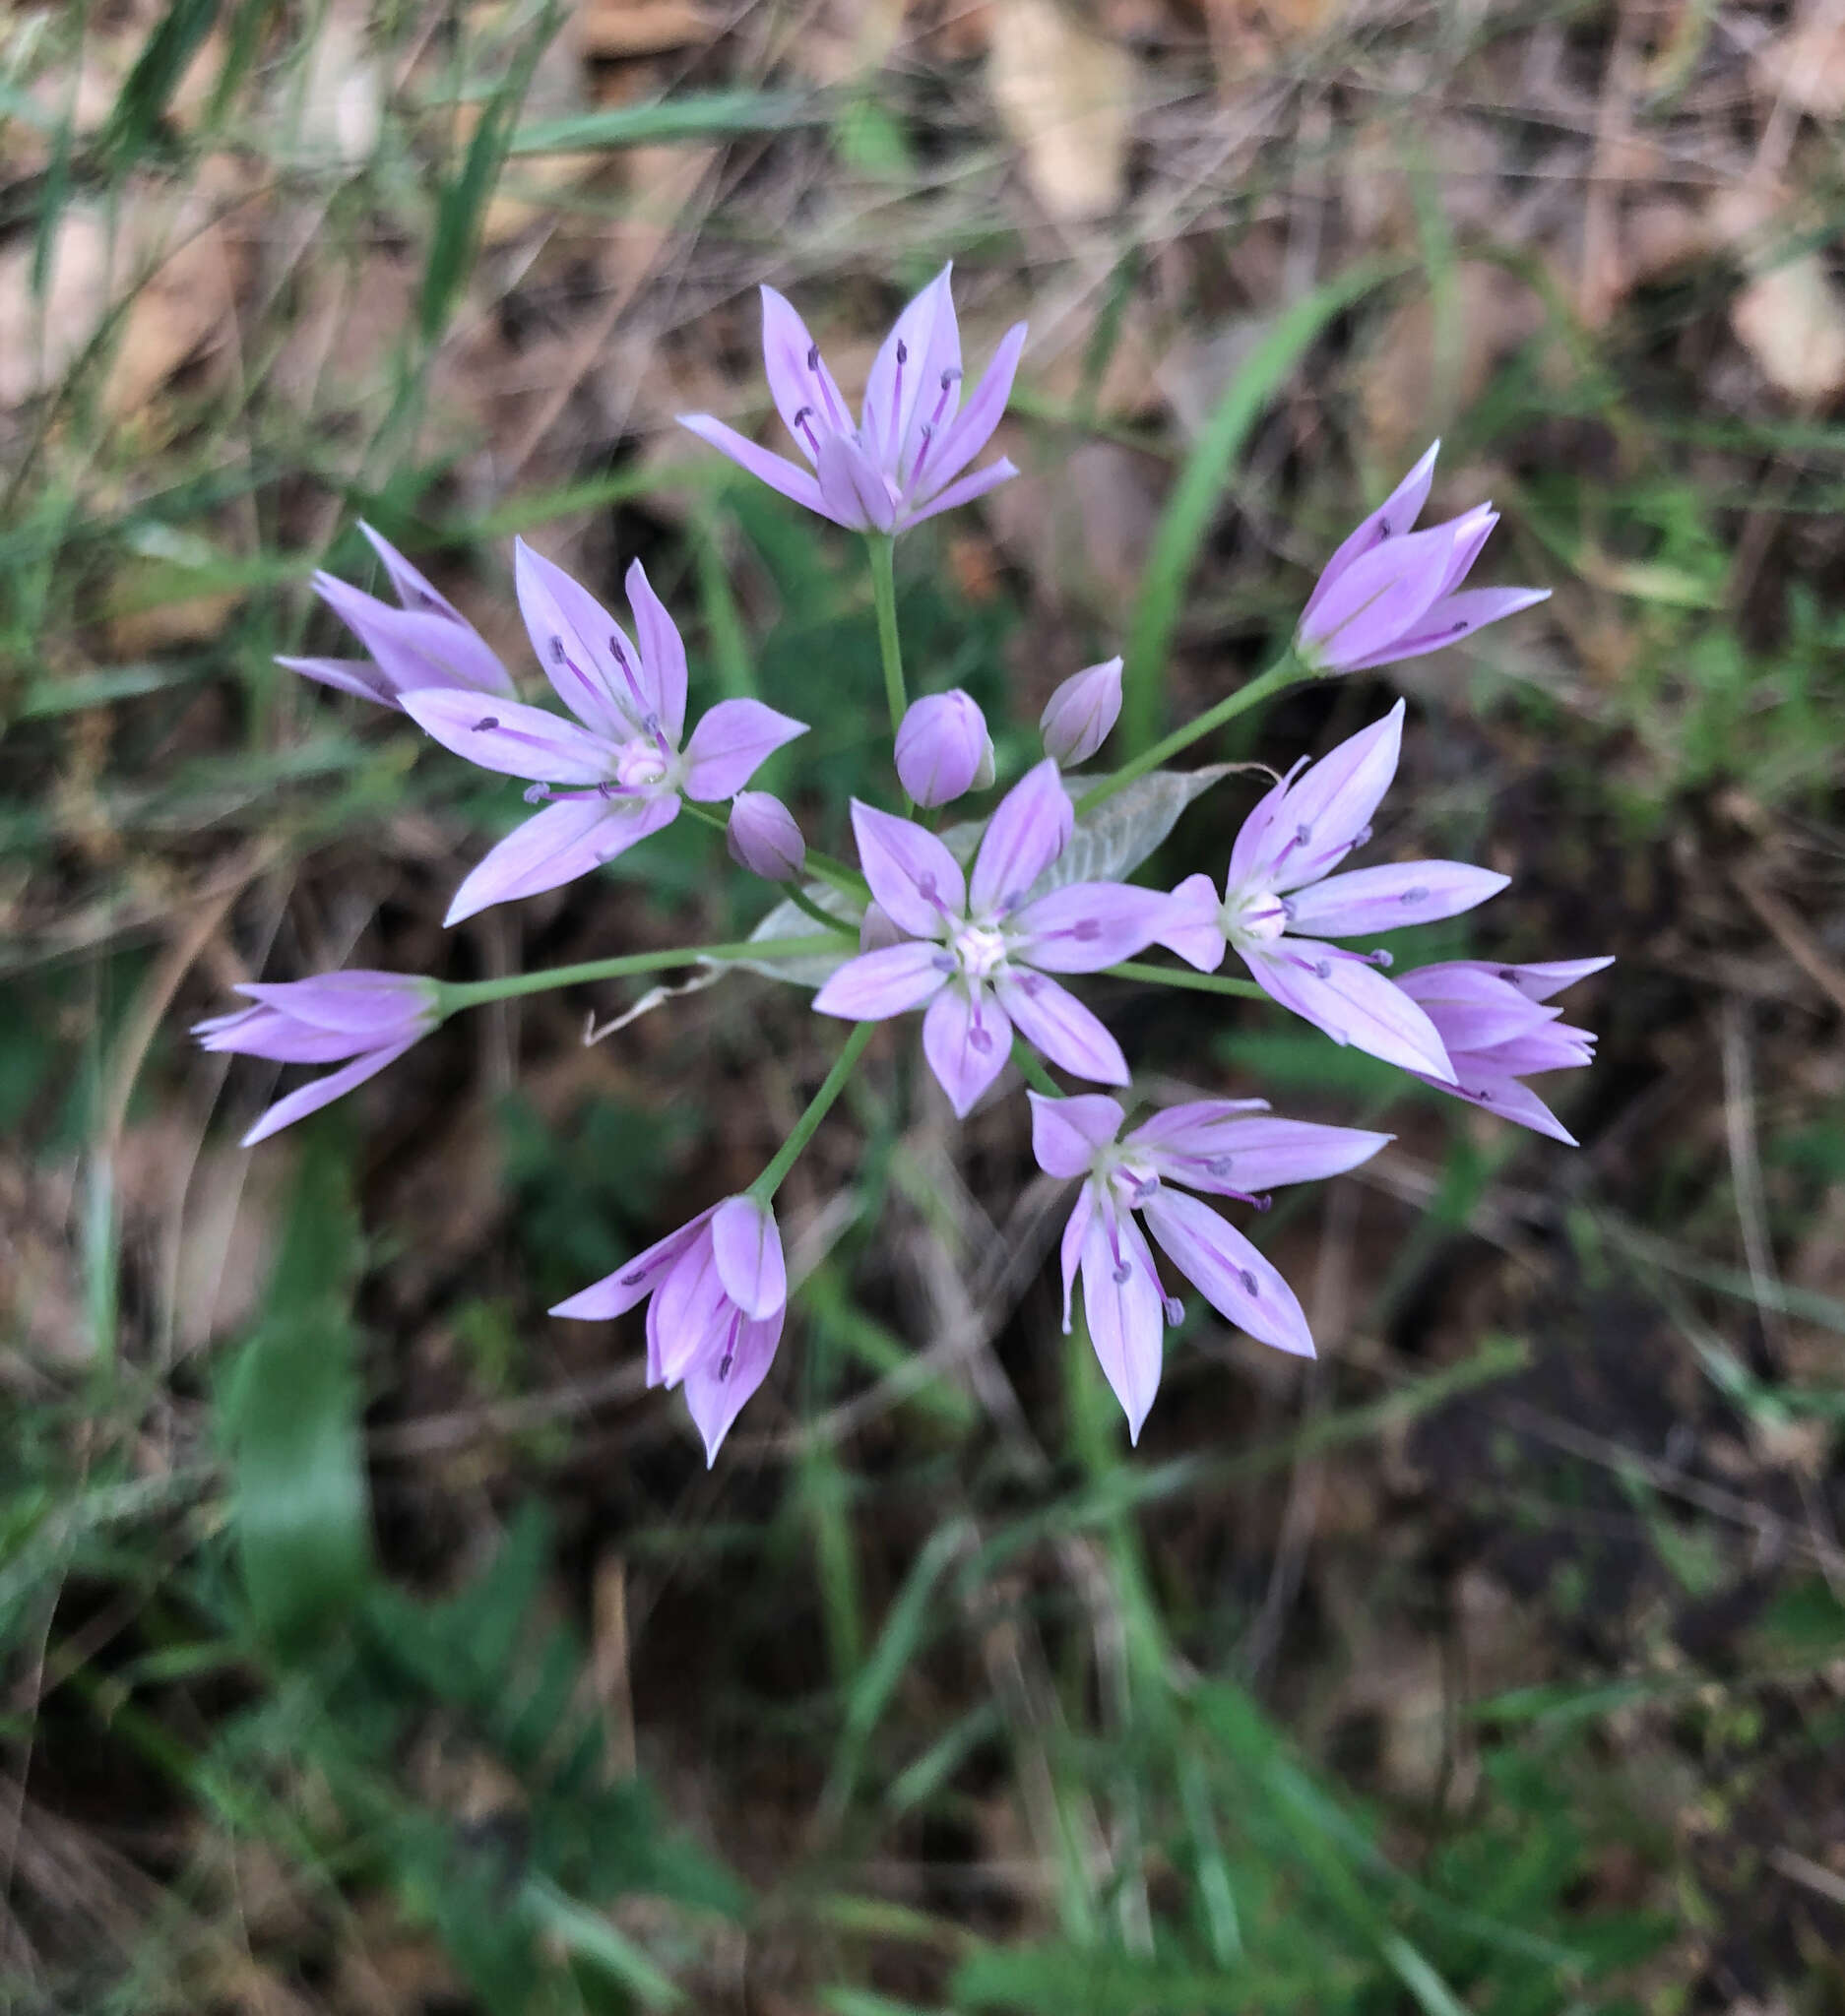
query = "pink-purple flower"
xmin=1396 ymin=957 xmax=1612 ymax=1144
xmin=894 ymin=689 xmax=994 ymax=807
xmin=1158 ymin=701 xmax=1507 ymax=1080
xmin=402 ymin=543 xmax=806 ymax=924
xmin=194 ymin=971 xmax=439 ymax=1147
xmin=811 ymin=759 xmax=1169 ymax=1116
xmin=678 ymin=265 xmax=1026 ymax=536
xmin=1040 ymin=658 xmax=1123 ymax=768
xmin=1295 ymin=443 xmax=1550 ymax=674
xmin=1030 ymin=1093 xmax=1390 ymax=1439
xmin=550 ymin=1195 xmax=788 ymax=1464
xmin=279 ymin=523 xmax=515 ymax=709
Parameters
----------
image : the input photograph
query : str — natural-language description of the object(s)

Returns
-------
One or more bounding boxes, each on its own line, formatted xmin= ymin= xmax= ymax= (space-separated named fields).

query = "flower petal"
xmin=1153 ymin=872 xmax=1228 ymax=972
xmin=235 ymin=972 xmax=430 ymax=1040
xmin=197 ymin=1007 xmax=359 ymax=1064
xmin=681 ymin=698 xmax=808 ymax=800
xmin=995 ymin=972 xmax=1128 ymax=1086
xmin=548 ymin=1208 xmax=718 ymax=1320
xmin=1009 ymin=882 xmax=1171 ymax=973
xmin=650 ymin=1231 xmax=730 ymax=1387
xmin=850 ymin=799 xmax=965 ymax=936
xmin=1295 ymin=522 xmax=1458 ymax=672
xmin=760 ymin=284 xmax=848 ymax=458
xmin=240 ymin=1038 xmax=418 ymax=1148
xmin=816 ymin=431 xmax=895 ymax=533
xmin=970 ymin=757 xmax=1071 ymax=917
xmin=275 ymin=655 xmax=401 ymax=708
xmin=1079 ymin=1201 xmax=1167 ymax=1442
xmin=313 ymin=578 xmax=511 ymax=699
xmin=514 ymin=538 xmax=641 ymax=739
xmin=623 ymin=558 xmax=688 ymax=744
xmin=677 ymin=413 xmax=831 ymax=517
xmin=862 ymin=264 xmax=958 ymax=471
xmin=1131 ymin=1110 xmax=1391 ymax=1194
xmin=1341 ymin=586 xmax=1553 ymax=670
xmin=1141 ymin=1188 xmax=1313 ymax=1357
xmin=683 ymin=1307 xmax=783 ymax=1465
xmin=1427 ymin=1070 xmax=1577 ymax=1145
xmin=1242 ymin=940 xmax=1455 ymax=1081
xmin=444 ymin=794 xmax=678 ymax=926
xmin=712 ymin=1195 xmax=787 ymax=1321
xmin=916 ymin=320 xmax=1027 ymax=501
xmin=1029 ymin=1090 xmax=1124 ymax=1177
xmin=922 ymin=986 xmax=1012 ymax=1117
xmin=1302 ymin=441 xmax=1439 ymax=621
xmin=1282 ymin=859 xmax=1509 ymax=939
xmin=901 ymin=458 xmax=1018 ymax=529
xmin=401 ymin=688 xmax=613 ymax=784
xmin=1266 ymin=702 xmax=1405 ymax=893
xmin=1494 ymin=955 xmax=1615 ymax=1001
xmin=1058 ymin=1182 xmax=1096 ymax=1332
xmin=811 ymin=942 xmax=949 ymax=1020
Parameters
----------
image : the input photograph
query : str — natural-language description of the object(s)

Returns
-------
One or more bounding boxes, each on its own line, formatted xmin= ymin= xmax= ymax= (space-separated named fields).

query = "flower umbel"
xmin=1031 ymin=1093 xmax=1390 ymax=1440
xmin=1158 ymin=700 xmax=1507 ymax=1079
xmin=403 ymin=543 xmax=806 ymax=923
xmin=1396 ymin=957 xmax=1613 ymax=1144
xmin=678 ymin=265 xmax=1027 ymax=536
xmin=812 ymin=759 xmax=1170 ymax=1115
xmin=551 ymin=1195 xmax=787 ymax=1464
xmin=194 ymin=971 xmax=439 ymax=1146
xmin=1295 ymin=442 xmax=1551 ymax=674
xmin=279 ymin=522 xmax=515 ymax=709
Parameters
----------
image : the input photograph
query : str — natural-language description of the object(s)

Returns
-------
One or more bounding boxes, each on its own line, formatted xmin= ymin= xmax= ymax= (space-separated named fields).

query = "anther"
xmin=1240 ymin=1269 xmax=1259 ymax=1295
xmin=940 ymin=366 xmax=961 ymax=390
xmin=1401 ymin=886 xmax=1430 ymax=905
xmin=1163 ymin=1295 xmax=1184 ymax=1326
xmin=1377 ymin=516 xmax=1392 ymax=536
xmin=895 ymin=340 xmax=908 ymax=364
xmin=524 ymin=784 xmax=550 ymax=804
xmin=806 ymin=343 xmax=820 ymax=371
xmin=1313 ymin=959 xmax=1332 ymax=979
xmin=550 ymin=637 xmax=567 ymax=663
xmin=473 ymin=716 xmax=499 ymax=731
xmin=969 ymin=1026 xmax=994 ymax=1053
xmin=1113 ymin=1260 xmax=1132 ymax=1286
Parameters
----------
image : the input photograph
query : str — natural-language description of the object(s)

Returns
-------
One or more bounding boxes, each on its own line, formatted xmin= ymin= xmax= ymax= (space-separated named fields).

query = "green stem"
xmin=866 ymin=534 xmax=907 ymax=735
xmin=1106 ymin=961 xmax=1268 ymax=1001
xmin=749 ymin=1022 xmax=876 ymax=1203
xmin=678 ymin=797 xmax=864 ymax=895
xmin=783 ymin=882 xmax=859 ymax=937
xmin=1075 ymin=654 xmax=1303 ymax=818
xmin=435 ymin=936 xmax=822 ymax=1014
xmin=1010 ymin=1040 xmax=1065 ymax=1099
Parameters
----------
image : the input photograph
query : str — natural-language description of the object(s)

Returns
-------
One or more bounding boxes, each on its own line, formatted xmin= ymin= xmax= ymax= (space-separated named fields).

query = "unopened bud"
xmin=1039 ymin=657 xmax=1122 ymax=767
xmin=894 ymin=689 xmax=994 ymax=808
xmin=727 ymin=790 xmax=806 ymax=882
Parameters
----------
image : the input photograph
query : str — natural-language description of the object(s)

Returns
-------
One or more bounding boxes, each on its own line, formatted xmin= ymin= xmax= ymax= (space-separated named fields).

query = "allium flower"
xmin=894 ymin=689 xmax=994 ymax=807
xmin=278 ymin=522 xmax=515 ymax=709
xmin=1158 ymin=701 xmax=1507 ymax=1080
xmin=1040 ymin=657 xmax=1123 ymax=767
xmin=728 ymin=789 xmax=806 ymax=881
xmin=1396 ymin=957 xmax=1612 ymax=1145
xmin=194 ymin=971 xmax=439 ymax=1147
xmin=1030 ymin=1093 xmax=1390 ymax=1440
xmin=1295 ymin=443 xmax=1550 ymax=674
xmin=678 ymin=265 xmax=1027 ymax=535
xmin=550 ymin=1195 xmax=788 ymax=1464
xmin=812 ymin=759 xmax=1169 ymax=1116
xmin=403 ymin=544 xmax=806 ymax=924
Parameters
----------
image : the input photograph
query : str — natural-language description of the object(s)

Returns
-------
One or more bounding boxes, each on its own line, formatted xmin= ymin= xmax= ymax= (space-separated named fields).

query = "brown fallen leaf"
xmin=103 ymin=205 xmax=242 ymax=418
xmin=987 ymin=0 xmax=1135 ymax=221
xmin=1731 ymin=254 xmax=1845 ymax=406
xmin=578 ymin=0 xmax=717 ymax=57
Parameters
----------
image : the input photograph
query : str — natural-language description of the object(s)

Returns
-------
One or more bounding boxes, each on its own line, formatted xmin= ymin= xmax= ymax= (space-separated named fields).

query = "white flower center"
xmin=952 ymin=920 xmax=1011 ymax=981
xmin=614 ymin=738 xmax=669 ymax=789
xmin=1223 ymin=887 xmax=1288 ymax=945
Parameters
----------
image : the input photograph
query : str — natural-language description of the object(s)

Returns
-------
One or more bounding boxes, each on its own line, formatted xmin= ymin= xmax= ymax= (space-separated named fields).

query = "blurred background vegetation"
xmin=4 ymin=0 xmax=1845 ymax=2009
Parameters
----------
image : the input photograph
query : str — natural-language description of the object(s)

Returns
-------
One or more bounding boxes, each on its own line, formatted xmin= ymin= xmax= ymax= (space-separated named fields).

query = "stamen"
xmin=890 ymin=339 xmax=907 ymax=441
xmin=1376 ymin=515 xmax=1392 ymax=537
xmin=791 ymin=404 xmax=820 ymax=453
xmin=806 ymin=343 xmax=819 ymax=371
xmin=1400 ymin=886 xmax=1430 ymax=906
xmin=1113 ymin=1260 xmax=1132 ymax=1285
xmin=1163 ymin=1295 xmax=1184 ymax=1326
xmin=1240 ymin=1269 xmax=1259 ymax=1296
xmin=524 ymin=784 xmax=551 ymax=804
xmin=717 ymin=1307 xmax=742 ymax=1382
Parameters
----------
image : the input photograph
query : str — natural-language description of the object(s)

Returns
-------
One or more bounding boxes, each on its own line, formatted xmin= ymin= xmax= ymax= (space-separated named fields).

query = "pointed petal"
xmin=683 ymin=1307 xmax=783 ymax=1465
xmin=1153 ymin=872 xmax=1227 ymax=973
xmin=1009 ymin=882 xmax=1171 ymax=973
xmin=240 ymin=1038 xmax=417 ymax=1148
xmin=1342 ymin=586 xmax=1553 ymax=669
xmin=1282 ymin=860 xmax=1509 ymax=939
xmin=402 ymin=688 xmax=614 ymax=784
xmin=996 ymin=972 xmax=1128 ymax=1086
xmin=275 ymin=655 xmax=401 ymax=708
xmin=812 ymin=943 xmax=949 ymax=1020
xmin=760 ymin=284 xmax=847 ymax=458
xmin=900 ymin=457 xmax=1018 ymax=529
xmin=850 ymin=799 xmax=965 ymax=936
xmin=1132 ymin=1110 xmax=1391 ymax=1194
xmin=917 ymin=321 xmax=1026 ymax=500
xmin=1267 ymin=703 xmax=1404 ymax=893
xmin=515 ymin=539 xmax=642 ymax=738
xmin=198 ymin=1008 xmax=359 ymax=1063
xmin=548 ymin=1208 xmax=718 ymax=1320
xmin=1495 ymin=955 xmax=1614 ymax=1001
xmin=358 ymin=522 xmax=470 ymax=633
xmin=677 ymin=413 xmax=832 ymax=517
xmin=313 ymin=578 xmax=511 ymax=699
xmin=1226 ymin=764 xmax=1300 ymax=891
xmin=1141 ymin=1188 xmax=1313 ymax=1357
xmin=922 ymin=986 xmax=1012 ymax=1117
xmin=1395 ymin=965 xmax=1558 ymax=1049
xmin=970 ymin=758 xmax=1071 ymax=917
xmin=444 ymin=794 xmax=677 ymax=925
xmin=1428 ymin=1070 xmax=1577 ymax=1145
xmin=1058 ymin=1182 xmax=1096 ymax=1332
xmin=622 ymin=558 xmax=687 ymax=744
xmin=712 ymin=1195 xmax=787 ymax=1320
xmin=1243 ymin=940 xmax=1456 ymax=1080
xmin=681 ymin=698 xmax=807 ymax=800
xmin=1295 ymin=521 xmax=1459 ymax=672
xmin=816 ymin=431 xmax=895 ymax=533
xmin=236 ymin=972 xmax=430 ymax=1039
xmin=650 ymin=1231 xmax=730 ymax=1387
xmin=1029 ymin=1090 xmax=1124 ymax=1177
xmin=862 ymin=264 xmax=958 ymax=471
xmin=1079 ymin=1202 xmax=1166 ymax=1442
xmin=1302 ymin=441 xmax=1440 ymax=619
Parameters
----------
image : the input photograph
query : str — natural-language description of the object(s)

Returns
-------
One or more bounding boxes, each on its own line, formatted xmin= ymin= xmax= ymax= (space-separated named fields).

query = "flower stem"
xmin=1010 ymin=1040 xmax=1064 ymax=1099
xmin=435 ymin=936 xmax=823 ymax=1013
xmin=1105 ymin=961 xmax=1268 ymax=1001
xmin=866 ymin=534 xmax=907 ymax=735
xmin=1074 ymin=653 xmax=1303 ymax=818
xmin=749 ymin=1021 xmax=876 ymax=1203
xmin=782 ymin=883 xmax=859 ymax=937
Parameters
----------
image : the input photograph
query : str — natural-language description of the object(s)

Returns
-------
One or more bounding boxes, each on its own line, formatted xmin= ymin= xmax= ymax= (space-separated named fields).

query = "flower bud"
xmin=894 ymin=689 xmax=994 ymax=807
xmin=1040 ymin=657 xmax=1122 ymax=767
xmin=727 ymin=790 xmax=806 ymax=882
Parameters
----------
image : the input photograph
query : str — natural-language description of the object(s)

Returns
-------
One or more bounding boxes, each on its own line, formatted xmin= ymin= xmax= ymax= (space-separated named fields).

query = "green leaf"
xmin=99 ymin=0 xmax=222 ymax=168
xmin=507 ymin=89 xmax=823 ymax=156
xmin=219 ymin=1135 xmax=373 ymax=1647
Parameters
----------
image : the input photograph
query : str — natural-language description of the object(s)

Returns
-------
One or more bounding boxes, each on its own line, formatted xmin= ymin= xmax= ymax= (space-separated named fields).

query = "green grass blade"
xmin=100 ymin=0 xmax=222 ymax=169
xmin=508 ymin=89 xmax=823 ymax=156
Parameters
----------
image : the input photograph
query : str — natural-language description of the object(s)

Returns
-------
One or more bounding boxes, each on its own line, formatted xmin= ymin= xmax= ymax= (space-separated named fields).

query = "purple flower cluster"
xmin=198 ymin=265 xmax=1607 ymax=1461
